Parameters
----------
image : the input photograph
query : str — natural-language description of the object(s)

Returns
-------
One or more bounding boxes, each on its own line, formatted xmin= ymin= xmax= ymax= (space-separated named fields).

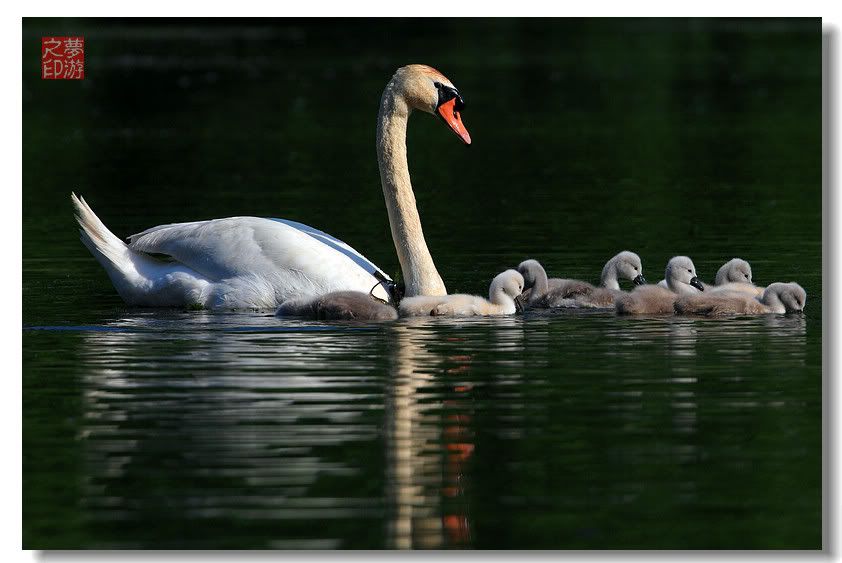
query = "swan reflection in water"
xmin=75 ymin=311 xmax=527 ymax=548
xmin=73 ymin=309 xmax=804 ymax=548
xmin=77 ymin=311 xmax=394 ymax=548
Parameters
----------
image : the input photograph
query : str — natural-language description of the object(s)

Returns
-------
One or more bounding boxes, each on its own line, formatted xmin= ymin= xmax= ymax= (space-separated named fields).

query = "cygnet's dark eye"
xmin=634 ymin=266 xmax=638 ymax=271
xmin=745 ymin=273 xmax=750 ymax=279
xmin=688 ymin=269 xmax=692 ymax=273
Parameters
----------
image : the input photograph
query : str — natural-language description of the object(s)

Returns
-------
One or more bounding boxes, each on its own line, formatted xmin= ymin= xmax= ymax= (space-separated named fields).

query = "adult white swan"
xmin=71 ymin=64 xmax=471 ymax=309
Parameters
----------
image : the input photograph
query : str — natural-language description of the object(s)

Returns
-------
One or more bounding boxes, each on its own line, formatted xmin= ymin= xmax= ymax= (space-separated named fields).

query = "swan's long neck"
xmin=377 ymin=85 xmax=447 ymax=297
xmin=714 ymin=265 xmax=729 ymax=286
xmin=528 ymin=265 xmax=549 ymax=304
xmin=759 ymin=288 xmax=785 ymax=313
xmin=600 ymin=259 xmax=620 ymax=290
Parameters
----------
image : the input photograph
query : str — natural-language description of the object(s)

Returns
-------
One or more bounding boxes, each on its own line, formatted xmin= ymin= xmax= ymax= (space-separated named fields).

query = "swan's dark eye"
xmin=688 ymin=269 xmax=692 ymax=273
xmin=745 ymin=274 xmax=749 ymax=279
xmin=435 ymin=82 xmax=465 ymax=112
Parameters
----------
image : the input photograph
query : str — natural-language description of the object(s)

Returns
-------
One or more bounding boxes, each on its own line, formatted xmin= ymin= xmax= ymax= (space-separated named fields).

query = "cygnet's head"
xmin=763 ymin=282 xmax=807 ymax=313
xmin=389 ymin=64 xmax=471 ymax=145
xmin=612 ymin=251 xmax=646 ymax=285
xmin=517 ymin=259 xmax=546 ymax=291
xmin=490 ymin=269 xmax=525 ymax=309
xmin=716 ymin=258 xmax=753 ymax=285
xmin=665 ymin=256 xmax=705 ymax=291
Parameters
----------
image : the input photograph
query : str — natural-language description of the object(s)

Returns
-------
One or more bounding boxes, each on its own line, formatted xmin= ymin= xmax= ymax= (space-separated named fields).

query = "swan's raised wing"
xmin=128 ymin=216 xmax=392 ymax=302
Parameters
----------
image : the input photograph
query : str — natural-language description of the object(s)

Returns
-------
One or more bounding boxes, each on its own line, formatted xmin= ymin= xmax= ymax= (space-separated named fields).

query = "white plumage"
xmin=72 ymin=193 xmax=391 ymax=309
xmin=71 ymin=65 xmax=472 ymax=311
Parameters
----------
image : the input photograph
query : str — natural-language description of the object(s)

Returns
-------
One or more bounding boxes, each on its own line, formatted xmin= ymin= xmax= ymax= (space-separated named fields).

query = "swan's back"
xmin=432 ymin=294 xmax=489 ymax=316
xmin=709 ymin=282 xmax=764 ymax=297
xmin=674 ymin=291 xmax=769 ymax=317
xmin=399 ymin=293 xmax=485 ymax=316
xmin=278 ymin=291 xmax=398 ymax=321
xmin=571 ymin=287 xmax=624 ymax=309
xmin=616 ymin=285 xmax=678 ymax=315
xmin=528 ymin=280 xmax=594 ymax=307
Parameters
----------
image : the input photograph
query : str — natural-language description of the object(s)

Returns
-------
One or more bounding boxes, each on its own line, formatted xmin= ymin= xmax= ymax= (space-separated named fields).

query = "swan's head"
xmin=666 ymin=256 xmax=704 ymax=291
xmin=392 ymin=64 xmax=471 ymax=145
xmin=489 ymin=269 xmax=525 ymax=311
xmin=611 ymin=251 xmax=646 ymax=285
xmin=517 ymin=259 xmax=546 ymax=291
xmin=763 ymin=282 xmax=806 ymax=313
xmin=715 ymin=258 xmax=753 ymax=285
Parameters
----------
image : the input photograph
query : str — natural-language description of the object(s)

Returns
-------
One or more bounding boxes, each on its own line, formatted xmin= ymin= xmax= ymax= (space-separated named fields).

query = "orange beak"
xmin=437 ymin=98 xmax=472 ymax=145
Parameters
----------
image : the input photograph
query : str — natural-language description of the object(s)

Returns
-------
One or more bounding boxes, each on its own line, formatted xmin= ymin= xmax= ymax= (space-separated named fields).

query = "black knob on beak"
xmin=690 ymin=276 xmax=705 ymax=291
xmin=633 ymin=274 xmax=646 ymax=286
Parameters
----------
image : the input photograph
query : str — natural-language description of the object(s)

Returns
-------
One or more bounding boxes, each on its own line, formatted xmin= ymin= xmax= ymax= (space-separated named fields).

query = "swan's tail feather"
xmin=71 ymin=192 xmax=151 ymax=303
xmin=71 ymin=192 xmax=132 ymax=269
xmin=71 ymin=193 xmax=212 ymax=307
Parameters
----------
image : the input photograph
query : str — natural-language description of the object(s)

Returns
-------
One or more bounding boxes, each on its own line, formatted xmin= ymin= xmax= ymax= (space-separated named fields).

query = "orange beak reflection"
xmin=437 ymin=98 xmax=472 ymax=145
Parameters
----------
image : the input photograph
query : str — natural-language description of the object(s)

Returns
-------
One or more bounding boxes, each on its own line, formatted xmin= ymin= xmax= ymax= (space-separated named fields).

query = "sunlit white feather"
xmin=72 ymin=193 xmax=392 ymax=309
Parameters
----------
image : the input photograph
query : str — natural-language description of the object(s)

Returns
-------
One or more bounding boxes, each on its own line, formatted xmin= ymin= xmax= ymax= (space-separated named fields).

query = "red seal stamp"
xmin=41 ymin=36 xmax=85 ymax=80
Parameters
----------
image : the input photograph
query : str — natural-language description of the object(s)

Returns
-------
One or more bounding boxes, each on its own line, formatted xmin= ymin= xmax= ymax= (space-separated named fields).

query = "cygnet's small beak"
xmin=690 ymin=276 xmax=705 ymax=291
xmin=437 ymin=98 xmax=472 ymax=145
xmin=633 ymin=274 xmax=646 ymax=286
xmin=514 ymin=294 xmax=525 ymax=314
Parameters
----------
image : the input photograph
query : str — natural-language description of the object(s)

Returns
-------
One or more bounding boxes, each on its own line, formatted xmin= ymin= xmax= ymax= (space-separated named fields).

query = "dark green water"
xmin=23 ymin=19 xmax=822 ymax=549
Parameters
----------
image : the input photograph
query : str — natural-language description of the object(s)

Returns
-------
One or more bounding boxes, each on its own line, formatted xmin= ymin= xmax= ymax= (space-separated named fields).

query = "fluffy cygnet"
xmin=715 ymin=258 xmax=754 ymax=286
xmin=700 ymin=258 xmax=763 ymax=296
xmin=277 ymin=291 xmax=398 ymax=321
xmin=674 ymin=282 xmax=806 ymax=317
xmin=399 ymin=270 xmax=524 ymax=317
xmin=655 ymin=256 xmax=705 ymax=295
xmin=619 ymin=256 xmax=705 ymax=314
xmin=518 ymin=251 xmax=645 ymax=309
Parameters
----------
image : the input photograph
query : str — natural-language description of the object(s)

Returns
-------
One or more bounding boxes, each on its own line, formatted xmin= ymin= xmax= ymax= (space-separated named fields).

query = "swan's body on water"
xmin=399 ymin=270 xmax=525 ymax=317
xmin=617 ymin=256 xmax=704 ymax=314
xmin=276 ymin=291 xmax=398 ymax=321
xmin=519 ymin=251 xmax=645 ymax=309
xmin=675 ymin=282 xmax=806 ymax=316
xmin=73 ymin=195 xmax=395 ymax=309
xmin=72 ymin=64 xmax=471 ymax=310
xmin=709 ymin=282 xmax=765 ymax=297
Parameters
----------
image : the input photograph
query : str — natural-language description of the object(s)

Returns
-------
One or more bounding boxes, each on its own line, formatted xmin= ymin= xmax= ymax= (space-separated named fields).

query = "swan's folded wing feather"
xmin=272 ymin=218 xmax=391 ymax=280
xmin=129 ymin=217 xmax=294 ymax=280
xmin=127 ymin=216 xmax=391 ymax=300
